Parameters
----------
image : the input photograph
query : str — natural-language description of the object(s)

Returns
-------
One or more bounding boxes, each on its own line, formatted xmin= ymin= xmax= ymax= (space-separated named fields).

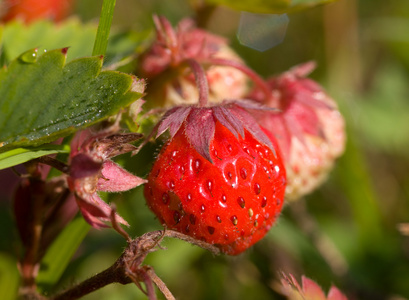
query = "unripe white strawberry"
xmin=248 ymin=62 xmax=345 ymax=200
xmin=139 ymin=17 xmax=249 ymax=108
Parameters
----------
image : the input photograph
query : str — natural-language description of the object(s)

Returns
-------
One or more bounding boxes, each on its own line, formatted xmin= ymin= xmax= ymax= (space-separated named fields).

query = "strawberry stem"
xmin=92 ymin=0 xmax=116 ymax=56
xmin=207 ymin=58 xmax=273 ymax=101
xmin=186 ymin=59 xmax=209 ymax=107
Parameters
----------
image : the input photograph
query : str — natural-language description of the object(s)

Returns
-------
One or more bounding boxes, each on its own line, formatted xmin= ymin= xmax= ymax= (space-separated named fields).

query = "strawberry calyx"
xmin=154 ymin=100 xmax=276 ymax=163
xmin=148 ymin=50 xmax=277 ymax=164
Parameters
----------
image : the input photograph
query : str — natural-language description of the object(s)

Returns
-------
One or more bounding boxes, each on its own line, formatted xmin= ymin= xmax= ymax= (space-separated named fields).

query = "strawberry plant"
xmin=1 ymin=0 xmax=409 ymax=300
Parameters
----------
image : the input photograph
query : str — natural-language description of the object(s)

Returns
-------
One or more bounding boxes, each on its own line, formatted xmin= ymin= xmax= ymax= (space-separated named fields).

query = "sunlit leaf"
xmin=0 ymin=48 xmax=143 ymax=152
xmin=0 ymin=144 xmax=70 ymax=170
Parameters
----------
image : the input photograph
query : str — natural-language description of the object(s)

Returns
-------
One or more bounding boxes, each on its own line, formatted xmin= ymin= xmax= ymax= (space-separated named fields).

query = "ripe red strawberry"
xmin=248 ymin=62 xmax=345 ymax=200
xmin=144 ymin=102 xmax=286 ymax=255
xmin=1 ymin=0 xmax=72 ymax=24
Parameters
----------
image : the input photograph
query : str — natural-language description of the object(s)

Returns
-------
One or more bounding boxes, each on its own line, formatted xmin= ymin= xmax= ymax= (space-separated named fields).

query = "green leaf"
xmin=205 ymin=0 xmax=336 ymax=14
xmin=37 ymin=217 xmax=90 ymax=292
xmin=1 ymin=19 xmax=97 ymax=64
xmin=0 ymin=253 xmax=19 ymax=300
xmin=0 ymin=144 xmax=70 ymax=170
xmin=0 ymin=19 xmax=146 ymax=66
xmin=0 ymin=48 xmax=143 ymax=152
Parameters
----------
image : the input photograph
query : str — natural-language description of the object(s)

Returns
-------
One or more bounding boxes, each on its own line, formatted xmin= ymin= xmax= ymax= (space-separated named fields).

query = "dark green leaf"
xmin=205 ymin=0 xmax=336 ymax=14
xmin=0 ymin=48 xmax=143 ymax=152
xmin=0 ymin=144 xmax=70 ymax=170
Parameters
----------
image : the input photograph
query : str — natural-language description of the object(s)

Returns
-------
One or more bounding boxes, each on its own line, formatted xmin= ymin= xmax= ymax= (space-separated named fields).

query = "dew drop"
xmin=237 ymin=197 xmax=245 ymax=208
xmin=20 ymin=49 xmax=38 ymax=63
xmin=207 ymin=226 xmax=215 ymax=235
xmin=231 ymin=215 xmax=238 ymax=226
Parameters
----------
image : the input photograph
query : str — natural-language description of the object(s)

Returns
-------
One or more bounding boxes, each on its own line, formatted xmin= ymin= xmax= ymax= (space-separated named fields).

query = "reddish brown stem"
xmin=49 ymin=230 xmax=219 ymax=300
xmin=186 ymin=58 xmax=209 ymax=107
xmin=207 ymin=57 xmax=272 ymax=101
xmin=33 ymin=156 xmax=70 ymax=174
xmin=19 ymin=177 xmax=45 ymax=291
xmin=51 ymin=260 xmax=131 ymax=300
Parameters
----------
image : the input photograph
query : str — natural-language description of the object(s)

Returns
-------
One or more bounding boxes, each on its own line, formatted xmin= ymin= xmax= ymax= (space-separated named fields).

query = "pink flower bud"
xmin=139 ymin=17 xmax=249 ymax=109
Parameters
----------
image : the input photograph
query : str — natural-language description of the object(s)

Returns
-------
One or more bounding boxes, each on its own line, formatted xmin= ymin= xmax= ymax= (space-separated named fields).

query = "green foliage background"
xmin=1 ymin=0 xmax=409 ymax=299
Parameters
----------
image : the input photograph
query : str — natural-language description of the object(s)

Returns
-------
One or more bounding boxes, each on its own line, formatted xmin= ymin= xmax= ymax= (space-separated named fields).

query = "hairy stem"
xmin=208 ymin=57 xmax=272 ymax=101
xmin=33 ymin=156 xmax=69 ymax=174
xmin=186 ymin=59 xmax=209 ymax=107
xmin=147 ymin=268 xmax=176 ymax=300
xmin=48 ymin=229 xmax=219 ymax=300
xmin=51 ymin=260 xmax=131 ymax=300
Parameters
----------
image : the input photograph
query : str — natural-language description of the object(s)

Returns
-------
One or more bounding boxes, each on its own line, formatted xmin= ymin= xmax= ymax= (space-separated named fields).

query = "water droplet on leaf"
xmin=19 ymin=49 xmax=38 ymax=63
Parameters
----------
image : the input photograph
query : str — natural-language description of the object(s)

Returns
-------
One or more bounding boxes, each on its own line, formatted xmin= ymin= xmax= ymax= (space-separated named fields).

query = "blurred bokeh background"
xmin=1 ymin=0 xmax=409 ymax=299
